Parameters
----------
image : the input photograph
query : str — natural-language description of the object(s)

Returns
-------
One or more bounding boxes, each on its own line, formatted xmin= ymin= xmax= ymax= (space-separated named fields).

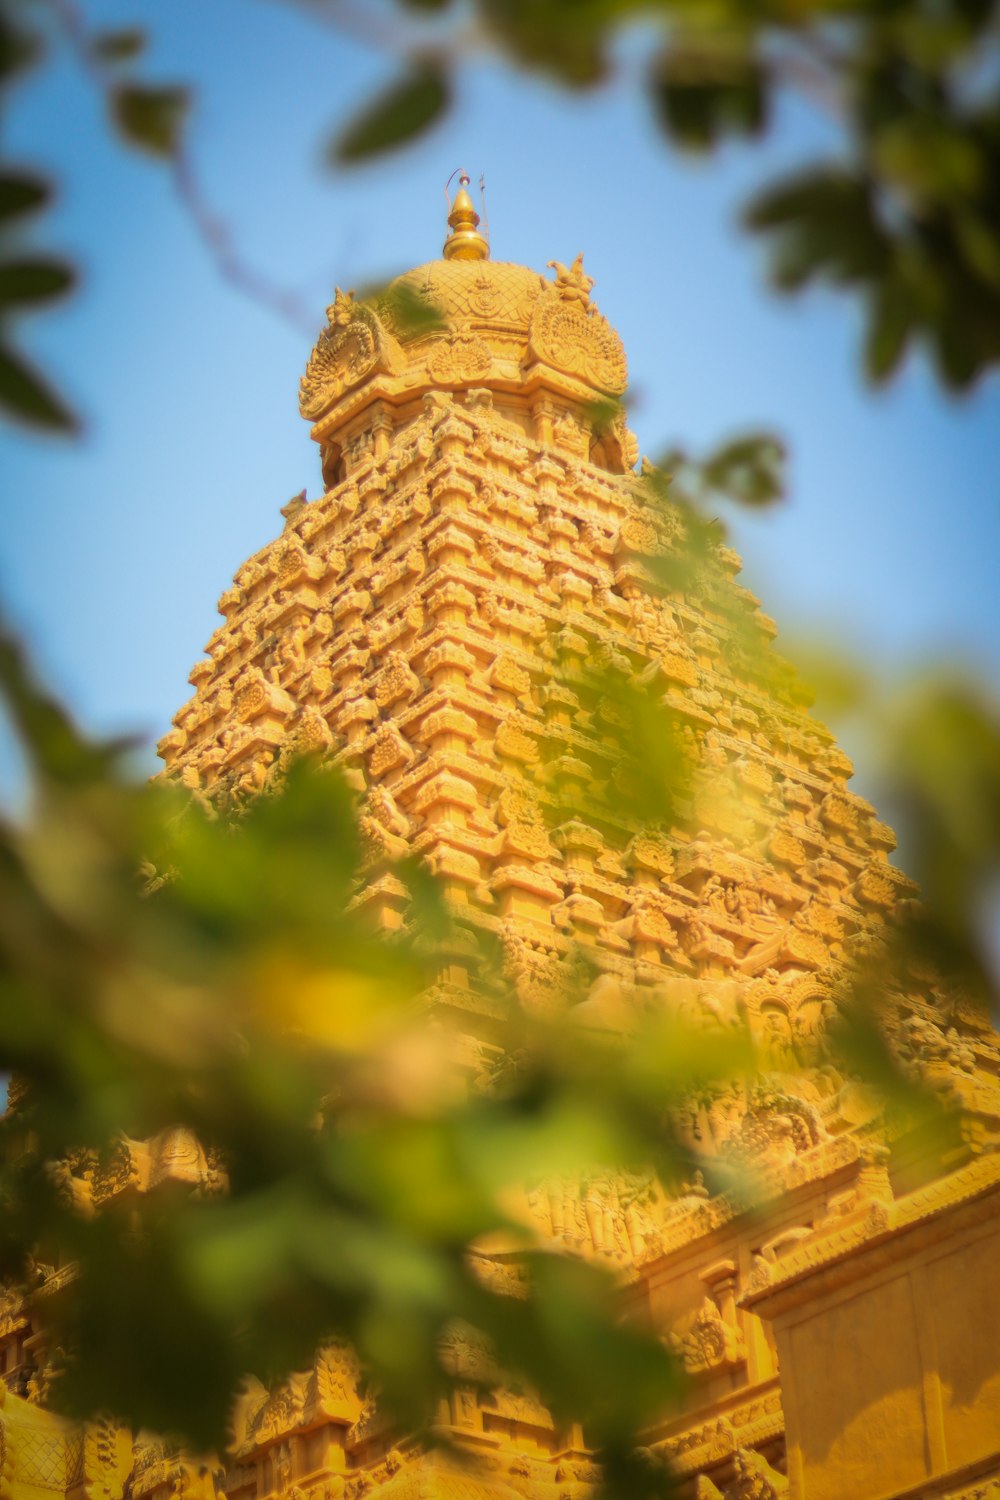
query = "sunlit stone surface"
xmin=5 ymin=181 xmax=1000 ymax=1500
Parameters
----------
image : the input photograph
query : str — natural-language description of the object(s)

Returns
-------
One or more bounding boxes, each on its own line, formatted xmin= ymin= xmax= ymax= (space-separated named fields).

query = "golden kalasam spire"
xmin=443 ymin=170 xmax=489 ymax=261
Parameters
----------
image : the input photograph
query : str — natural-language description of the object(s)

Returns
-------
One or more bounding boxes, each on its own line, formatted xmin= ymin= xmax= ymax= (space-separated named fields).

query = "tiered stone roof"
xmin=5 ymin=192 xmax=999 ymax=1500
xmin=147 ymin=224 xmax=1000 ymax=1495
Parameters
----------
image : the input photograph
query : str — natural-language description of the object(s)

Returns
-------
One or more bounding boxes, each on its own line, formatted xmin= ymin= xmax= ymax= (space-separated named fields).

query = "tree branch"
xmin=48 ymin=0 xmax=317 ymax=339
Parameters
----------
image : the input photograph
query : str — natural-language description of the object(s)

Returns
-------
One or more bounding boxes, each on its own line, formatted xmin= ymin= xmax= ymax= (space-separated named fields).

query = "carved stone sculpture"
xmin=7 ymin=178 xmax=1000 ymax=1500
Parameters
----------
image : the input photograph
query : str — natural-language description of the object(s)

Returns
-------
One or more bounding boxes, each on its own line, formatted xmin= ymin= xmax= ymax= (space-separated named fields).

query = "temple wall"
xmin=749 ymin=1166 xmax=1000 ymax=1499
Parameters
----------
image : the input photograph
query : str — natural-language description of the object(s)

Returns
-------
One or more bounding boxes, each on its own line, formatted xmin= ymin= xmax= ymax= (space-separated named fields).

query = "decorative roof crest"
xmin=546 ymin=252 xmax=594 ymax=312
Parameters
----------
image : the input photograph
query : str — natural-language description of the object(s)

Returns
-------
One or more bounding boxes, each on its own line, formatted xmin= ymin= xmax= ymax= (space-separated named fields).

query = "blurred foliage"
xmin=331 ymin=64 xmax=451 ymax=165
xmin=0 ymin=623 xmax=749 ymax=1492
xmin=0 ymin=9 xmax=76 ymax=430
xmin=367 ymin=277 xmax=449 ymax=338
xmin=2 ymin=0 xmax=1000 ymax=428
xmin=434 ymin=0 xmax=1000 ymax=386
xmin=659 ymin=432 xmax=787 ymax=512
xmin=109 ymin=84 xmax=189 ymax=157
xmin=89 ymin=27 xmax=146 ymax=65
xmin=0 ymin=2 xmax=187 ymax=430
xmin=797 ymin=646 xmax=1000 ymax=1016
xmin=2 ymin=492 xmax=993 ymax=1480
xmin=1 ymin=0 xmax=999 ymax=1490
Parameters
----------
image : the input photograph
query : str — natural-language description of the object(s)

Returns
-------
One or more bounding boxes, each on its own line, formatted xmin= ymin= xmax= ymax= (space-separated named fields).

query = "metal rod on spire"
xmin=478 ymin=173 xmax=490 ymax=243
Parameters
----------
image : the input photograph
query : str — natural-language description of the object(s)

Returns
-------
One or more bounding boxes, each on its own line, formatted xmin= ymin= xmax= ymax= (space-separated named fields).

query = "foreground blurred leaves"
xmin=0 ymin=3 xmax=187 ymax=430
xmin=331 ymin=65 xmax=451 ymax=164
xmin=4 ymin=446 xmax=991 ymax=1469
xmin=0 ymin=626 xmax=721 ymax=1482
xmin=0 ymin=0 xmax=996 ymax=1485
xmin=0 ymin=11 xmax=76 ymax=430
xmin=866 ymin=677 xmax=1000 ymax=1012
xmin=792 ymin=640 xmax=1000 ymax=1016
xmin=322 ymin=0 xmax=1000 ymax=386
xmin=660 ymin=432 xmax=787 ymax=512
xmin=110 ymin=84 xmax=189 ymax=157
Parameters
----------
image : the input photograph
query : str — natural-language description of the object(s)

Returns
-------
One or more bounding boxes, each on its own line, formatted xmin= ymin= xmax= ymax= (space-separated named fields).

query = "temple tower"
xmin=7 ymin=182 xmax=1000 ymax=1500
xmin=152 ymin=181 xmax=1000 ymax=1500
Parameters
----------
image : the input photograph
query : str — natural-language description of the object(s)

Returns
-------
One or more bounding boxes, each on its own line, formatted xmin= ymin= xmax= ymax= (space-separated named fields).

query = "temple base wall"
xmin=749 ymin=1168 xmax=1000 ymax=1500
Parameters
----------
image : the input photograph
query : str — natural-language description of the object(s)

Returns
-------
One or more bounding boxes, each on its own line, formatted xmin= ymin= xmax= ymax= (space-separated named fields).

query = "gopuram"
xmin=4 ymin=177 xmax=1000 ymax=1500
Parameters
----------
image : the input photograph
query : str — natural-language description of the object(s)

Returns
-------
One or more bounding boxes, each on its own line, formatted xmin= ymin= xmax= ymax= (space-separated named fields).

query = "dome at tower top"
xmin=298 ymin=175 xmax=629 ymax=433
xmin=300 ymin=248 xmax=628 ymax=430
xmin=379 ymin=257 xmax=548 ymax=340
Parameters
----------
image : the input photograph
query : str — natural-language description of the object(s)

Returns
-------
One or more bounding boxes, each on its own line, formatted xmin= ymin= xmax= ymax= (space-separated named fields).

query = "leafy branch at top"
xmin=0 ymin=620 xmax=750 ymax=1490
xmin=0 ymin=0 xmax=324 ymax=437
xmin=3 ymin=0 xmax=999 ymax=437
xmin=0 ymin=11 xmax=77 ymax=431
xmin=330 ymin=0 xmax=1000 ymax=387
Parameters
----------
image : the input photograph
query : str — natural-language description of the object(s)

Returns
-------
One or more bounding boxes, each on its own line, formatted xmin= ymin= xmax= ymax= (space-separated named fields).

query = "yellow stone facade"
xmin=5 ymin=183 xmax=1000 ymax=1500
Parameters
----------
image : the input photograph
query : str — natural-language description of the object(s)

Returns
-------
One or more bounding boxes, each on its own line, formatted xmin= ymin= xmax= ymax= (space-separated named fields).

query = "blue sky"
xmin=2 ymin=0 xmax=998 ymax=803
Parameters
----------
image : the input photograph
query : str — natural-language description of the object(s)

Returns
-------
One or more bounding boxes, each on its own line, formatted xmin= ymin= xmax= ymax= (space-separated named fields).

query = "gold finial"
xmin=443 ymin=170 xmax=489 ymax=261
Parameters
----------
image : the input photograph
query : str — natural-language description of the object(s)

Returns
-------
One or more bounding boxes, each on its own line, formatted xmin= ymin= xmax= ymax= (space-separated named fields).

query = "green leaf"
xmin=744 ymin=166 xmax=890 ymax=289
xmin=0 ymin=173 xmax=50 ymax=225
xmin=0 ymin=258 xmax=75 ymax=308
xmin=597 ymin=1443 xmax=674 ymax=1500
xmin=702 ymin=431 xmax=787 ymax=506
xmin=0 ymin=630 xmax=125 ymax=783
xmin=0 ymin=341 xmax=76 ymax=432
xmin=955 ymin=210 xmax=1000 ymax=289
xmin=474 ymin=0 xmax=608 ymax=86
xmin=650 ymin=37 xmax=768 ymax=151
xmin=90 ymin=28 xmax=146 ymax=64
xmin=865 ymin=275 xmax=914 ymax=382
xmin=782 ymin=641 xmax=872 ymax=718
xmin=369 ymin=277 xmax=447 ymax=338
xmin=0 ymin=16 xmax=42 ymax=81
xmin=935 ymin=311 xmax=983 ymax=388
xmin=873 ymin=116 xmax=984 ymax=207
xmin=110 ymin=84 xmax=189 ymax=157
xmin=331 ymin=66 xmax=450 ymax=165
